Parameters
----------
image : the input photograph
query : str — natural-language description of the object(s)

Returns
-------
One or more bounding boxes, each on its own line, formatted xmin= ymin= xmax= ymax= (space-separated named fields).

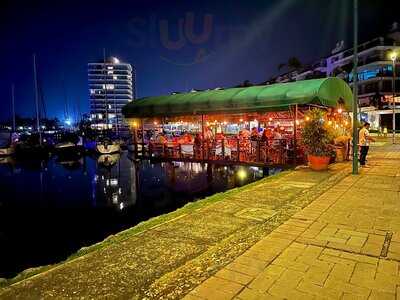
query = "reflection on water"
xmin=0 ymin=152 xmax=278 ymax=278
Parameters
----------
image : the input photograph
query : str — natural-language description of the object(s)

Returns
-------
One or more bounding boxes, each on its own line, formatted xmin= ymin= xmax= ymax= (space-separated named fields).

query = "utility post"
xmin=352 ymin=0 xmax=359 ymax=175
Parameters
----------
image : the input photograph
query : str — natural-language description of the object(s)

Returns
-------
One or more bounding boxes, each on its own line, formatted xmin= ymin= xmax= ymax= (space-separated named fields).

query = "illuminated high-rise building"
xmin=88 ymin=57 xmax=135 ymax=131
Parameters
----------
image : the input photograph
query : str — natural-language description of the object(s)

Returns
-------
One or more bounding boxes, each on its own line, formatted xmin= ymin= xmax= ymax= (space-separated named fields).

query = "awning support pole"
xmin=141 ymin=118 xmax=145 ymax=157
xmin=294 ymin=104 xmax=298 ymax=166
xmin=201 ymin=115 xmax=205 ymax=160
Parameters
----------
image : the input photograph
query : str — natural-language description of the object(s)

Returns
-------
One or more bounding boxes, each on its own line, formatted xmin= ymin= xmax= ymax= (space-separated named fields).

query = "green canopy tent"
xmin=122 ymin=78 xmax=353 ymax=118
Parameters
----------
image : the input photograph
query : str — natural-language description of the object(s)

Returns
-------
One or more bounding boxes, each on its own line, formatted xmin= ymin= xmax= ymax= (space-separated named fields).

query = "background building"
xmin=88 ymin=56 xmax=135 ymax=133
xmin=272 ymin=22 xmax=400 ymax=130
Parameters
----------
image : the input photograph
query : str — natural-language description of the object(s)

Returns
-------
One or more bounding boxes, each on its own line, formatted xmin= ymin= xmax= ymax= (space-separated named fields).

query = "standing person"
xmin=359 ymin=122 xmax=375 ymax=167
xmin=250 ymin=127 xmax=259 ymax=141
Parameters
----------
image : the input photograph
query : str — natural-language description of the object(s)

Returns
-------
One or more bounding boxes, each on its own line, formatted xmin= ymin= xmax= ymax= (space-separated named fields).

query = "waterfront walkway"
xmin=186 ymin=142 xmax=400 ymax=300
xmin=1 ymin=141 xmax=399 ymax=299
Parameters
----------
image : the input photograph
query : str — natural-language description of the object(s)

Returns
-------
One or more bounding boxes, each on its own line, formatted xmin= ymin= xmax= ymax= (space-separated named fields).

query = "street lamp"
xmin=390 ymin=51 xmax=398 ymax=144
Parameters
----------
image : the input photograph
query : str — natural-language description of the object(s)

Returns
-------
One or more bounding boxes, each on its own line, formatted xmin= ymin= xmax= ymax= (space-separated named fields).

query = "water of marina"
xmin=0 ymin=152 xmax=279 ymax=278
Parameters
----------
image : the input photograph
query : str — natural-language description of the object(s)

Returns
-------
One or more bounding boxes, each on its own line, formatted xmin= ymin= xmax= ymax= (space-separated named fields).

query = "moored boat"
xmin=0 ymin=131 xmax=16 ymax=156
xmin=96 ymin=139 xmax=121 ymax=154
xmin=54 ymin=132 xmax=84 ymax=158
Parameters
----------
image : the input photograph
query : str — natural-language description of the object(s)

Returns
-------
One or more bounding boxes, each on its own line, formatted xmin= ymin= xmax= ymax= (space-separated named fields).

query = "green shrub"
xmin=301 ymin=109 xmax=335 ymax=157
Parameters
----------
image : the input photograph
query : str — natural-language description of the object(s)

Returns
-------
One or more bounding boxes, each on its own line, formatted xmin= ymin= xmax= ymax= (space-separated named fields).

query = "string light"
xmin=338 ymin=108 xmax=343 ymax=114
xmin=269 ymin=117 xmax=273 ymax=121
xmin=305 ymin=116 xmax=310 ymax=121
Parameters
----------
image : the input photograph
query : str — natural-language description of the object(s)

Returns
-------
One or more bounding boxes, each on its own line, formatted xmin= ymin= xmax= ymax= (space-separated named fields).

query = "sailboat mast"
xmin=103 ymin=48 xmax=109 ymax=130
xmin=11 ymin=84 xmax=16 ymax=132
xmin=33 ymin=54 xmax=42 ymax=145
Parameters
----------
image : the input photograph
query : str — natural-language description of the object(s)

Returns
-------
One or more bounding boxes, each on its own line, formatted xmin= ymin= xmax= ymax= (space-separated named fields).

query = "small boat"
xmin=0 ymin=155 xmax=15 ymax=164
xmin=96 ymin=139 xmax=121 ymax=154
xmin=54 ymin=132 xmax=83 ymax=158
xmin=0 ymin=131 xmax=15 ymax=156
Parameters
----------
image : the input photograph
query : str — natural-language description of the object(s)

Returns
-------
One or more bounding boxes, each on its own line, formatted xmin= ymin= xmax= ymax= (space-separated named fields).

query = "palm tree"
xmin=277 ymin=57 xmax=303 ymax=72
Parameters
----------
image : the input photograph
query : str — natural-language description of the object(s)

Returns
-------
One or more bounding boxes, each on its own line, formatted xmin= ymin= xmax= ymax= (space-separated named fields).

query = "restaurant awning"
xmin=122 ymin=77 xmax=353 ymax=118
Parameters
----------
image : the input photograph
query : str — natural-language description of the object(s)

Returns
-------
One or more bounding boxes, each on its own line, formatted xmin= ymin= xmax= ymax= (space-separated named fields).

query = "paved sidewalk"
xmin=186 ymin=143 xmax=400 ymax=300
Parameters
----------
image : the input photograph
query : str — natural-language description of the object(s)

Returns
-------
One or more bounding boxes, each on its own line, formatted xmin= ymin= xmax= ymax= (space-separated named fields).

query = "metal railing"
xmin=130 ymin=137 xmax=305 ymax=166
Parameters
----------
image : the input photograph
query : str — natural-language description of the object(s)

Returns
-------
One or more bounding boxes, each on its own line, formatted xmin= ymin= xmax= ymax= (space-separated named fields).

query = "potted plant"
xmin=301 ymin=109 xmax=335 ymax=171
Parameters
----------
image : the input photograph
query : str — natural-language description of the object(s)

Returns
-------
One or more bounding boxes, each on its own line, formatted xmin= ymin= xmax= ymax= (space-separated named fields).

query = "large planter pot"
xmin=308 ymin=154 xmax=330 ymax=171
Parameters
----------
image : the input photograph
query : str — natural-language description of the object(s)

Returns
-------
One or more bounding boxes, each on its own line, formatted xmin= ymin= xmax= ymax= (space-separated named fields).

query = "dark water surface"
xmin=0 ymin=152 xmax=277 ymax=278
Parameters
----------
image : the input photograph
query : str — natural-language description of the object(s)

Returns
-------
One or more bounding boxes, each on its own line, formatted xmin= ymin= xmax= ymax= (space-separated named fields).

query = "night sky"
xmin=0 ymin=0 xmax=398 ymax=122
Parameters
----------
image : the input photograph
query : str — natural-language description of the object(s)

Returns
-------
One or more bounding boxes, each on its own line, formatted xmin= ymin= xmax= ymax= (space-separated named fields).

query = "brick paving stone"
xmin=247 ymin=274 xmax=276 ymax=292
xmin=190 ymin=276 xmax=244 ymax=299
xmin=225 ymin=262 xmax=264 ymax=277
xmin=369 ymin=290 xmax=395 ymax=300
xmin=236 ymin=288 xmax=277 ymax=300
xmin=215 ymin=269 xmax=254 ymax=286
xmin=297 ymin=279 xmax=343 ymax=298
xmin=268 ymin=283 xmax=311 ymax=299
xmin=233 ymin=256 xmax=270 ymax=271
xmin=377 ymin=260 xmax=398 ymax=276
